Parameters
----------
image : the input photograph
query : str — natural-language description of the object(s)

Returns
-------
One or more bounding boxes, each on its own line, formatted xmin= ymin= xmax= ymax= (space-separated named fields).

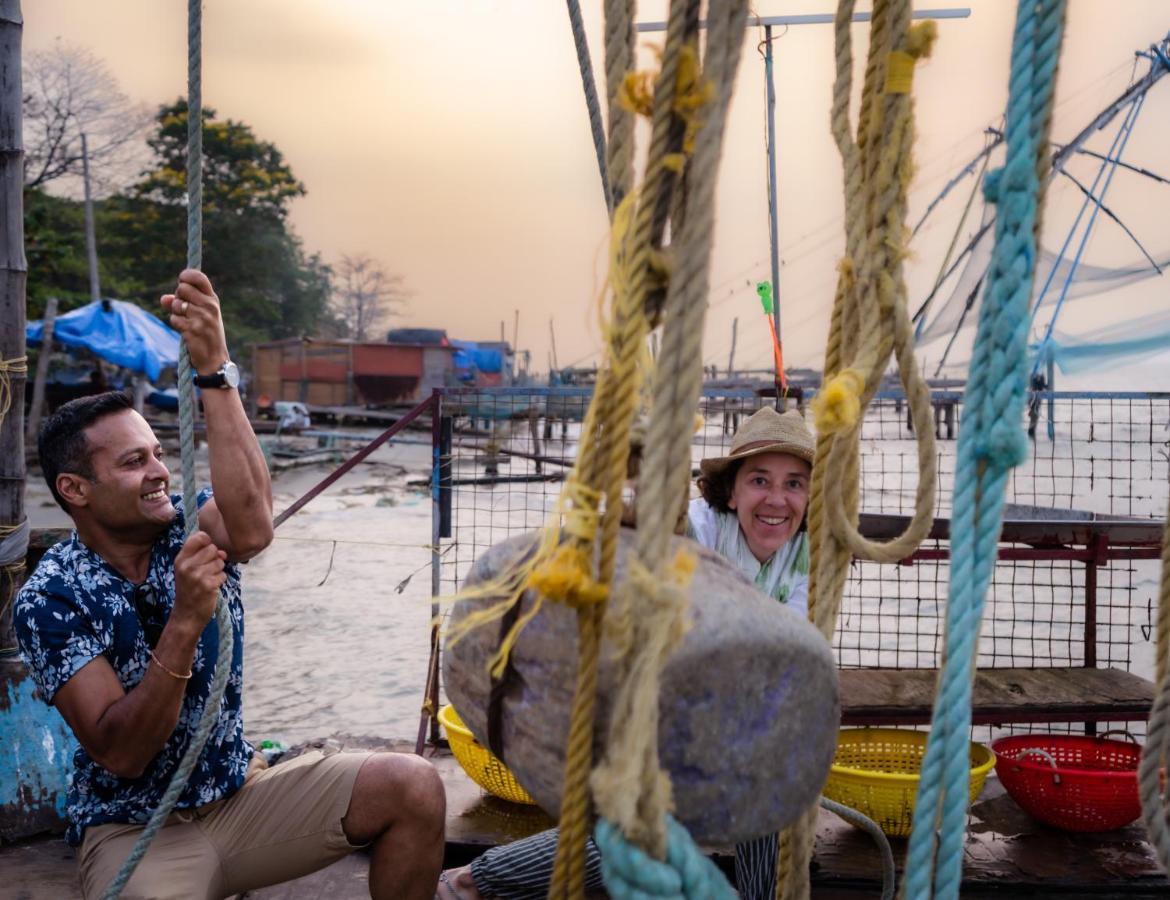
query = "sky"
xmin=21 ymin=1 xmax=1170 ymax=387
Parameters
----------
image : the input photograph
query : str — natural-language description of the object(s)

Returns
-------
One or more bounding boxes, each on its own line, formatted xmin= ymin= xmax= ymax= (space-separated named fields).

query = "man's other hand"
xmin=173 ymin=531 xmax=227 ymax=629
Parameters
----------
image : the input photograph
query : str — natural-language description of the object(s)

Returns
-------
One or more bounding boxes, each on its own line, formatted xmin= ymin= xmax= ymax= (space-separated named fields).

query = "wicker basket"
xmin=822 ymin=728 xmax=996 ymax=838
xmin=990 ymin=733 xmax=1142 ymax=832
xmin=438 ymin=704 xmax=537 ymax=805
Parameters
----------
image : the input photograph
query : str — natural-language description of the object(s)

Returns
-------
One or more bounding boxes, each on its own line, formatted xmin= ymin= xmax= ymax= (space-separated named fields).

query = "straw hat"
xmin=699 ymin=407 xmax=814 ymax=477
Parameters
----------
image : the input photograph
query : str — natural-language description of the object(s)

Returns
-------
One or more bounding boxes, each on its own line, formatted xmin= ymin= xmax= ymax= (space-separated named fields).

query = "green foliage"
xmin=26 ymin=99 xmax=337 ymax=362
xmin=24 ymin=188 xmax=140 ymax=319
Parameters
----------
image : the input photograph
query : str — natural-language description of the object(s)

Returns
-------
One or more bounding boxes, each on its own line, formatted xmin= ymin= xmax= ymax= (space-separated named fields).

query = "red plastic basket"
xmin=990 ymin=732 xmax=1142 ymax=832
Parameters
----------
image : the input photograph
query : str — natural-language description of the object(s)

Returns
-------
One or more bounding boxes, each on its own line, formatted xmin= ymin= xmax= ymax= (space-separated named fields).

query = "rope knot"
xmin=977 ymin=420 xmax=1029 ymax=470
xmin=528 ymin=544 xmax=608 ymax=609
xmin=595 ymin=816 xmax=736 ymax=899
xmin=811 ymin=368 xmax=865 ymax=434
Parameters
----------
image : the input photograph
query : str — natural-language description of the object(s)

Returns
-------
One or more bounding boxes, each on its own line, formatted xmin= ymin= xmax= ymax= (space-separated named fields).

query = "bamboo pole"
xmin=0 ymin=0 xmax=27 ymax=650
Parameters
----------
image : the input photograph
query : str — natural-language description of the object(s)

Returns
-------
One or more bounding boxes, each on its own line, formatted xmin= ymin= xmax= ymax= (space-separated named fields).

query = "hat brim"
xmin=699 ymin=440 xmax=814 ymax=477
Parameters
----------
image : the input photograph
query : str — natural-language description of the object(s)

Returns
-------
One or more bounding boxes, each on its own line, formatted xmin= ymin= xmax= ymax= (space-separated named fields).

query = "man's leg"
xmin=207 ymin=749 xmax=443 ymax=900
xmin=441 ymin=828 xmax=606 ymax=900
xmin=79 ymin=819 xmax=223 ymax=900
xmin=341 ymin=752 xmax=447 ymax=900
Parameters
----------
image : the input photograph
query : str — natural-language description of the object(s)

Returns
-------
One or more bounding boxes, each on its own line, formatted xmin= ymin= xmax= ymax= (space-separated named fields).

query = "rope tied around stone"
xmin=901 ymin=3 xmax=1068 ymax=899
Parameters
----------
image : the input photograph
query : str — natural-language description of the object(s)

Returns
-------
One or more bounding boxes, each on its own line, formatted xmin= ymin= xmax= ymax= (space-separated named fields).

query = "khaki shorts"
xmin=79 ymin=749 xmax=374 ymax=900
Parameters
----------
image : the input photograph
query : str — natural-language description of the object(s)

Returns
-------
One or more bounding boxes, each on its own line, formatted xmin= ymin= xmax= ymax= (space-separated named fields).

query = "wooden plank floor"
xmin=840 ymin=667 xmax=1155 ymax=725
xmin=6 ymin=741 xmax=1167 ymax=898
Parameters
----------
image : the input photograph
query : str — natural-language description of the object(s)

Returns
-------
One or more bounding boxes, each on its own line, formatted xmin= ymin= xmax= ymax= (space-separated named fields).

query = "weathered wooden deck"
xmin=839 ymin=666 xmax=1156 ymax=726
xmin=5 ymin=741 xmax=1167 ymax=899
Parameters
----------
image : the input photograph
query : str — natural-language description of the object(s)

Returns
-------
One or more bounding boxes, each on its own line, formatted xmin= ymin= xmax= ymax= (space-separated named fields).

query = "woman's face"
xmin=728 ymin=451 xmax=811 ymax=563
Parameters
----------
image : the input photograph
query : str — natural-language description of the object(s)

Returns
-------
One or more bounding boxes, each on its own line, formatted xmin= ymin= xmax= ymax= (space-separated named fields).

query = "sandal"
xmin=436 ymin=870 xmax=471 ymax=900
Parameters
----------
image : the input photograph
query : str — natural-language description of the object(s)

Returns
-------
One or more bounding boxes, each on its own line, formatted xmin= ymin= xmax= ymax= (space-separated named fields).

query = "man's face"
xmin=72 ymin=409 xmax=176 ymax=538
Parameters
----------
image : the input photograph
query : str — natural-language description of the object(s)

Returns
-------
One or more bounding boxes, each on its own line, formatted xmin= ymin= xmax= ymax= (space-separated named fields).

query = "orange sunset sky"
xmin=21 ymin=2 xmax=1170 ymax=386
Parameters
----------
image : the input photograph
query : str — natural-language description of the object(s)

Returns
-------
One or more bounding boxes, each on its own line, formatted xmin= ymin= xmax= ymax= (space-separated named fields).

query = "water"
xmin=244 ymin=442 xmax=439 ymax=746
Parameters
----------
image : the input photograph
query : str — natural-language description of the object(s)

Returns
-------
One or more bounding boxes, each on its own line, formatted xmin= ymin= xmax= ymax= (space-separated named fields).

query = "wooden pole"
xmin=0 ymin=0 xmax=27 ymax=650
xmin=548 ymin=317 xmax=559 ymax=371
xmin=726 ymin=316 xmax=738 ymax=377
xmin=25 ymin=296 xmax=57 ymax=445
xmin=81 ymin=133 xmax=101 ymax=304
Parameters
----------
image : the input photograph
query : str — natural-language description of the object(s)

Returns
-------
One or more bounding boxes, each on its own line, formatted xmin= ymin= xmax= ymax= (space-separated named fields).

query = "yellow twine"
xmin=0 ymin=355 xmax=28 ymax=431
xmin=810 ymin=368 xmax=864 ymax=433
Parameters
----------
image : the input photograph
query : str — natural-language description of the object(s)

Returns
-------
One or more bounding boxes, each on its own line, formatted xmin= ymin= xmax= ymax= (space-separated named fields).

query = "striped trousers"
xmin=469 ymin=827 xmax=778 ymax=899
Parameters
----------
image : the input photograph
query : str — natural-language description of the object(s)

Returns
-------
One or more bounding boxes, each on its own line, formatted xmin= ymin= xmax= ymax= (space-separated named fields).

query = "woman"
xmin=439 ymin=406 xmax=814 ymax=900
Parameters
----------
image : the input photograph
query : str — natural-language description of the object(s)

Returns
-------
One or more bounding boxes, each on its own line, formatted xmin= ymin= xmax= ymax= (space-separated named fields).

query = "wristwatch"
xmin=193 ymin=360 xmax=241 ymax=390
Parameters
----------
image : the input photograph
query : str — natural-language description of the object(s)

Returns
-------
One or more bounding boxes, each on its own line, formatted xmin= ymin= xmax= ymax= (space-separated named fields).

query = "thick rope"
xmin=1139 ymin=496 xmax=1170 ymax=869
xmin=565 ymin=0 xmax=613 ymax=215
xmin=102 ymin=2 xmax=235 ymax=895
xmin=901 ymin=3 xmax=1067 ymax=899
xmin=592 ymin=0 xmax=748 ymax=862
xmin=778 ymin=1 xmax=937 ymax=896
xmin=548 ymin=3 xmax=702 ymax=893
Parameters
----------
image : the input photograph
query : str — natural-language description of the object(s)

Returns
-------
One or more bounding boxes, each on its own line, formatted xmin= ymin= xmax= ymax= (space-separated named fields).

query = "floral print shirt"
xmin=14 ymin=490 xmax=253 ymax=846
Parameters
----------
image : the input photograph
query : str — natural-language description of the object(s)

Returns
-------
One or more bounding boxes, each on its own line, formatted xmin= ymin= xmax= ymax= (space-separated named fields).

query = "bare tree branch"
xmin=331 ymin=254 xmax=409 ymax=341
xmin=22 ymin=41 xmax=151 ymax=196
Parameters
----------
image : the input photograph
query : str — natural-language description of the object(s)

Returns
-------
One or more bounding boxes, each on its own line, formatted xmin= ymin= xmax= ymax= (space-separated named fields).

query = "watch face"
xmin=223 ymin=361 xmax=241 ymax=389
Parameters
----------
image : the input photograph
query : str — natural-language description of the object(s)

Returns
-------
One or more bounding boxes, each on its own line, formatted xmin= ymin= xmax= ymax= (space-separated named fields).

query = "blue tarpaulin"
xmin=27 ymin=299 xmax=181 ymax=382
xmin=451 ymin=340 xmax=503 ymax=374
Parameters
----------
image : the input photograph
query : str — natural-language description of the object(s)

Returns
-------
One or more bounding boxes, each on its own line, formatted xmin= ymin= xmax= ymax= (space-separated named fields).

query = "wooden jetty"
xmin=6 ymin=737 xmax=1167 ymax=898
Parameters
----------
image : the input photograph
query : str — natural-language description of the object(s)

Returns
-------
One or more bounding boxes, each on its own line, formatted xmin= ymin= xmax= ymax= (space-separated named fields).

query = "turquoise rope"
xmin=595 ymin=816 xmax=737 ymax=900
xmin=901 ymin=2 xmax=1067 ymax=899
xmin=102 ymin=1 xmax=235 ymax=895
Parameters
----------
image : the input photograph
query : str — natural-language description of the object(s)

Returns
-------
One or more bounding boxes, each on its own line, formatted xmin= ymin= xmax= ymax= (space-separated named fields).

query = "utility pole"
xmin=726 ymin=316 xmax=738 ymax=378
xmin=81 ymin=133 xmax=101 ymax=304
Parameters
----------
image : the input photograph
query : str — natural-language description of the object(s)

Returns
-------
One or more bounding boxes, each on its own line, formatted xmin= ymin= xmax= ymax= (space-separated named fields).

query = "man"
xmin=15 ymin=270 xmax=445 ymax=900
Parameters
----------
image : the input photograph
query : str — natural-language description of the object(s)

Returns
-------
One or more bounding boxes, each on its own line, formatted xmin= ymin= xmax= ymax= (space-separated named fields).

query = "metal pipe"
xmin=764 ymin=26 xmax=782 ymax=364
xmin=636 ymin=9 xmax=971 ymax=32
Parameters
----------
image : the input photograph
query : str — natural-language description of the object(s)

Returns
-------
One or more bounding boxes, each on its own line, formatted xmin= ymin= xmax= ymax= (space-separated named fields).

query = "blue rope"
xmin=102 ymin=1 xmax=235 ymax=895
xmin=595 ymin=816 xmax=736 ymax=900
xmin=901 ymin=2 xmax=1067 ymax=898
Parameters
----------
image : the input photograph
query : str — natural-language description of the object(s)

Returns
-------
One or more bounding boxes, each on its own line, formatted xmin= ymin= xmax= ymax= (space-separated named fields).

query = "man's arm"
xmin=163 ymin=270 xmax=273 ymax=561
xmin=51 ymin=532 xmax=226 ymax=779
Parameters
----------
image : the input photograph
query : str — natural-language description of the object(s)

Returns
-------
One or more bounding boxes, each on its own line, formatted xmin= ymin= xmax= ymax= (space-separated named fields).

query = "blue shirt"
xmin=14 ymin=490 xmax=253 ymax=846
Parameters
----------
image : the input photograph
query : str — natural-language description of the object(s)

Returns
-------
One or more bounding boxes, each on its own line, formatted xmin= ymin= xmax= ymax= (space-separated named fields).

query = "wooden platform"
xmin=7 ymin=739 xmax=1167 ymax=899
xmin=840 ymin=666 xmax=1155 ymax=726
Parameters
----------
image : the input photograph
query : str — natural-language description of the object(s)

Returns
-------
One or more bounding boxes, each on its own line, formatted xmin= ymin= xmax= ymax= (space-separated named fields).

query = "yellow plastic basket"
xmin=438 ymin=704 xmax=537 ymax=805
xmin=822 ymin=728 xmax=996 ymax=838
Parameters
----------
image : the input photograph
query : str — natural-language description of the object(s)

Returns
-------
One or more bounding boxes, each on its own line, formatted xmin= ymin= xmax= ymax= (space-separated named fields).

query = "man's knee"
xmin=345 ymin=752 xmax=446 ymax=841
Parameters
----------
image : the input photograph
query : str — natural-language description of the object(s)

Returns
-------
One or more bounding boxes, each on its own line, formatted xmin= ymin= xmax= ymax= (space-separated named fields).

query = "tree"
xmin=331 ymin=254 xmax=407 ymax=340
xmin=99 ymin=100 xmax=331 ymax=352
xmin=22 ymin=41 xmax=150 ymax=195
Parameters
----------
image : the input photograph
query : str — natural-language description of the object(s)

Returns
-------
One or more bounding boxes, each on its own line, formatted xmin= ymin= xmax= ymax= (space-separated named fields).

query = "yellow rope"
xmin=778 ymin=1 xmax=938 ymax=896
xmin=0 ymin=355 xmax=28 ymax=433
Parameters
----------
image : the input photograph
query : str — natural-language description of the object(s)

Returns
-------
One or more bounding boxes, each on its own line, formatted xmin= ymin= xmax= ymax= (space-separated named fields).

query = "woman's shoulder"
xmin=686 ymin=497 xmax=720 ymax=548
